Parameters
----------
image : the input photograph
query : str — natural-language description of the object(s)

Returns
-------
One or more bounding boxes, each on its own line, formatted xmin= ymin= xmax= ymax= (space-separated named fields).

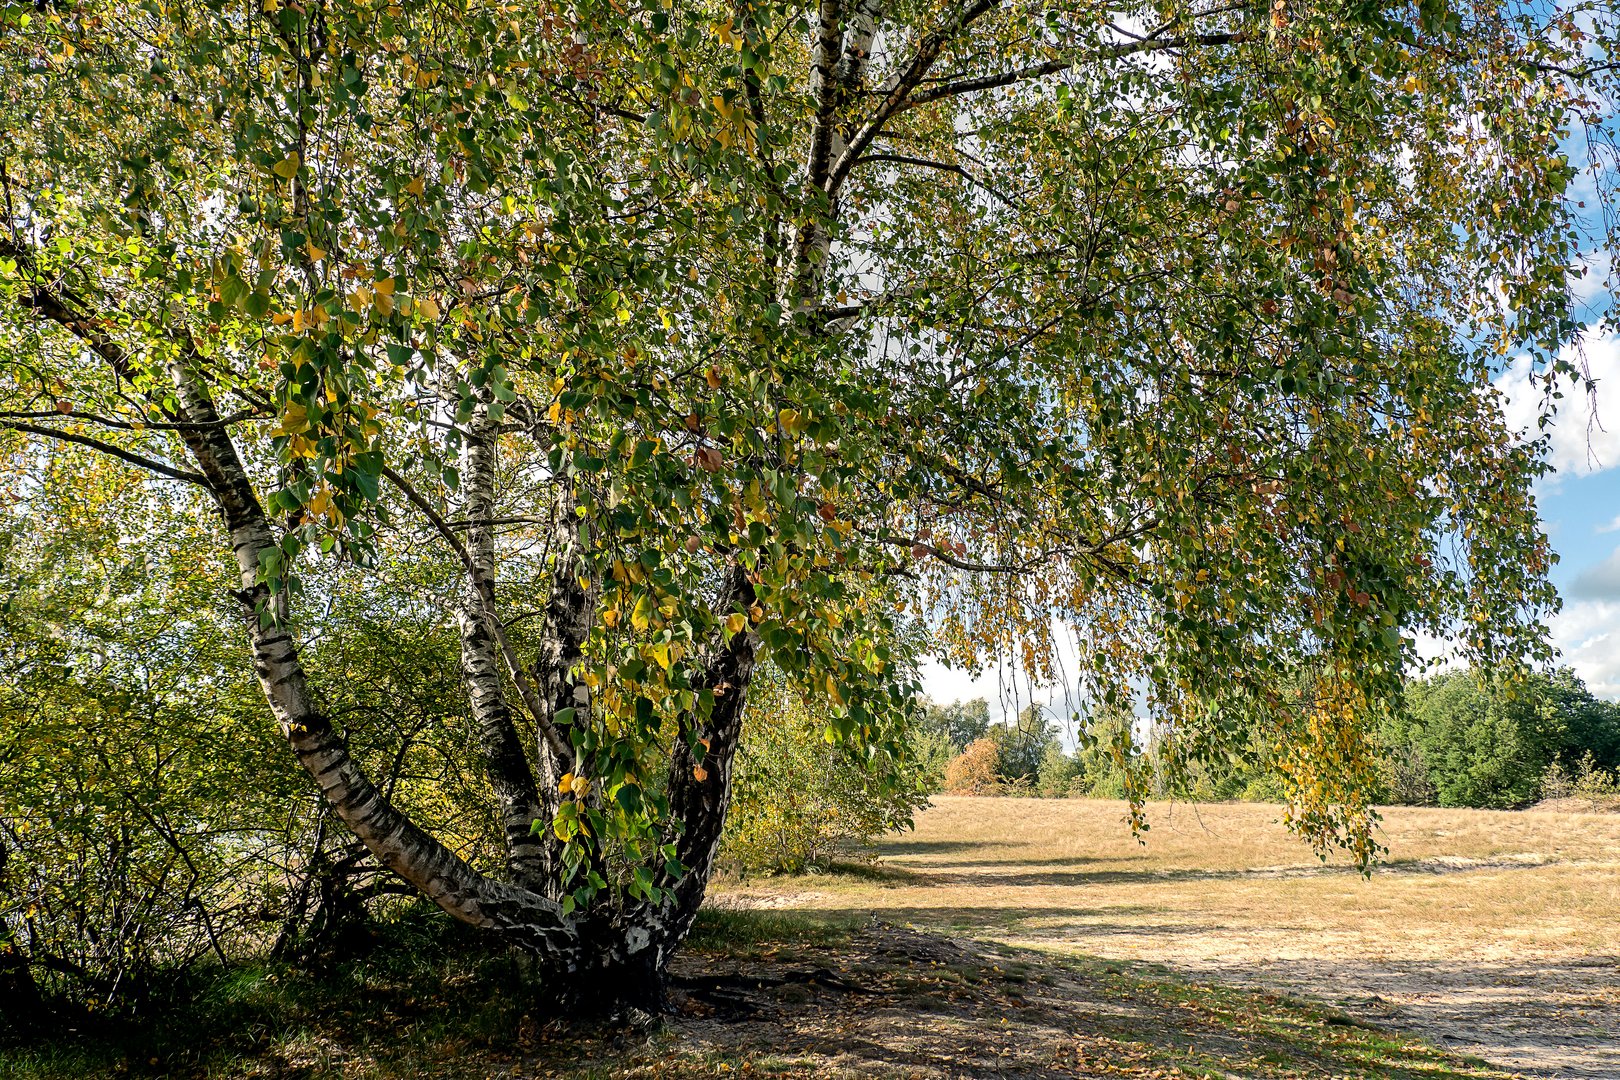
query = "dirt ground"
xmin=562 ymin=916 xmax=1524 ymax=1079
xmin=714 ymin=798 xmax=1620 ymax=1080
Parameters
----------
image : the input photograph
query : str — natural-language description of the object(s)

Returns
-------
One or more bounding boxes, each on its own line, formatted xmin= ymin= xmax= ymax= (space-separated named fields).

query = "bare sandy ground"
xmin=716 ymin=797 xmax=1620 ymax=1079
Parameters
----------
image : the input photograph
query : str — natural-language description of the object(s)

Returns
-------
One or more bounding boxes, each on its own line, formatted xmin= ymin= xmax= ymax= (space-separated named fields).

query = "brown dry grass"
xmin=714 ymin=798 xmax=1620 ymax=1078
xmin=718 ymin=798 xmax=1620 ymax=958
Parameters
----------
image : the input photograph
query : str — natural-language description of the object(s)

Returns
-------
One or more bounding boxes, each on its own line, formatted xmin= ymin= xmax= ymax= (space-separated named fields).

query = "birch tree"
xmin=1 ymin=0 xmax=1615 ymax=1006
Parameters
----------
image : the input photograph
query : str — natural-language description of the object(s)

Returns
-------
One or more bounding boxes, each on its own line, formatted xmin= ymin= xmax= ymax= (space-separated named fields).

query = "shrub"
xmin=1036 ymin=742 xmax=1084 ymax=797
xmin=1572 ymin=752 xmax=1620 ymax=811
xmin=943 ymin=738 xmax=1002 ymax=794
xmin=723 ymin=667 xmax=932 ymax=875
xmin=0 ymin=465 xmax=502 ymax=1011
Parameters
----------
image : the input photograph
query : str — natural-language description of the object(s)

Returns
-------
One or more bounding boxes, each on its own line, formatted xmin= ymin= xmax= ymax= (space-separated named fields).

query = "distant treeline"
xmin=927 ymin=668 xmax=1620 ymax=810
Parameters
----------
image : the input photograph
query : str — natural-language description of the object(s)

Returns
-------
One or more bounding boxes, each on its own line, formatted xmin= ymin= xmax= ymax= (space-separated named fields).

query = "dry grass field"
xmin=714 ymin=797 xmax=1620 ymax=1079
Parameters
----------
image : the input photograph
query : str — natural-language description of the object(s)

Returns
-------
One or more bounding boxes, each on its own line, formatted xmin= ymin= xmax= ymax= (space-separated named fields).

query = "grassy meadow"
xmin=715 ymin=797 xmax=1620 ymax=1078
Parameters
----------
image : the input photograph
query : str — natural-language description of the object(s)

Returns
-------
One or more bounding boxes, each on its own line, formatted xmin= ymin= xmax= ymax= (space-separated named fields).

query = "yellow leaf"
xmin=373 ymin=276 xmax=396 ymax=296
xmin=405 ymin=176 xmax=425 ymax=196
xmin=270 ymin=153 xmax=301 ymax=179
xmin=692 ymin=765 xmax=709 ymax=782
xmin=559 ymin=771 xmax=574 ymax=794
xmin=416 ymin=296 xmax=440 ymax=321
xmin=647 ymin=642 xmax=672 ymax=671
xmin=725 ymin=612 xmax=747 ymax=636
xmin=373 ymin=290 xmax=394 ymax=316
xmin=631 ymin=592 xmax=654 ymax=631
xmin=305 ymin=241 xmax=326 ymax=262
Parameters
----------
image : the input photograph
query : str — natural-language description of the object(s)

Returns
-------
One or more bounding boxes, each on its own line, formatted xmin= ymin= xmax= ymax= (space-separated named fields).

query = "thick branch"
xmin=0 ymin=419 xmax=209 ymax=487
xmin=651 ymin=563 xmax=758 ymax=954
xmin=453 ymin=401 xmax=554 ymax=892
xmin=901 ymin=31 xmax=1252 ymax=110
xmin=825 ymin=0 xmax=1000 ymax=194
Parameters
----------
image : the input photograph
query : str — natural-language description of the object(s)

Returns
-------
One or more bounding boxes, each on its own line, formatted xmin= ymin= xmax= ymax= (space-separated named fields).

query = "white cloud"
xmin=1495 ymin=332 xmax=1620 ymax=478
xmin=1551 ymin=599 xmax=1620 ymax=701
xmin=1598 ymin=514 xmax=1620 ymax=534
xmin=1571 ymin=546 xmax=1620 ymax=600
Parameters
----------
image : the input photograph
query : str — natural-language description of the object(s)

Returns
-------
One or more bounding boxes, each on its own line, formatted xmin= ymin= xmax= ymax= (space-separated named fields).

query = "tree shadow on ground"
xmin=642 ymin=918 xmax=1520 ymax=1080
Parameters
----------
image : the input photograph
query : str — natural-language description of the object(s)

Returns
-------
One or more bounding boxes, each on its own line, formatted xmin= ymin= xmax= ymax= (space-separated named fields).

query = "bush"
xmin=723 ymin=667 xmax=932 ymax=875
xmin=1036 ymin=742 xmax=1084 ymax=797
xmin=1571 ymin=752 xmax=1620 ymax=811
xmin=0 ymin=456 xmax=504 ymax=1012
xmin=943 ymin=738 xmax=1002 ymax=794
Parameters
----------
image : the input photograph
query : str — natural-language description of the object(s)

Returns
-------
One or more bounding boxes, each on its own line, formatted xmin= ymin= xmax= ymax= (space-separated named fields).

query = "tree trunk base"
xmin=510 ymin=936 xmax=670 ymax=1021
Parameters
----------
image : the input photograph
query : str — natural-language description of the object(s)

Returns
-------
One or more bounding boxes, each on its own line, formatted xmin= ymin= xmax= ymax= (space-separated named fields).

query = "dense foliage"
xmin=724 ymin=666 xmax=932 ymax=874
xmin=0 ymin=445 xmax=514 ymax=1012
xmin=1386 ymin=668 xmax=1620 ymax=808
xmin=2 ymin=0 xmax=1617 ymax=1005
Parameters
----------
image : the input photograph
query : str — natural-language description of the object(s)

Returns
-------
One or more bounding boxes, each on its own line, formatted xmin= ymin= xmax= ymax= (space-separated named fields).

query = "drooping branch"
xmin=829 ymin=27 xmax=1252 ymax=194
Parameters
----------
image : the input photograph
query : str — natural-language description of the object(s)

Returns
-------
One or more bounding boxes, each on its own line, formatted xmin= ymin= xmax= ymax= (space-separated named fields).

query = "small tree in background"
xmin=943 ymin=739 xmax=1003 ymax=796
xmin=920 ymin=698 xmax=994 ymax=754
xmin=1036 ymin=743 xmax=1085 ymax=797
xmin=992 ymin=708 xmax=1061 ymax=785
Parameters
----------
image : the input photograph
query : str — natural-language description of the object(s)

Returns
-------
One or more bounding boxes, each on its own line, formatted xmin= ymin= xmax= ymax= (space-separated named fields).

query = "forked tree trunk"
xmin=166 ymin=354 xmax=757 ymax=1005
xmin=454 ymin=401 xmax=555 ymax=894
xmin=9 ymin=238 xmax=762 ymax=1013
